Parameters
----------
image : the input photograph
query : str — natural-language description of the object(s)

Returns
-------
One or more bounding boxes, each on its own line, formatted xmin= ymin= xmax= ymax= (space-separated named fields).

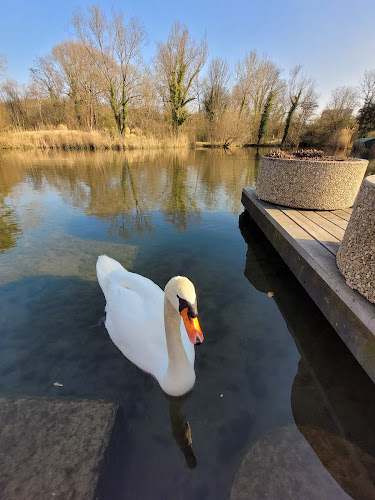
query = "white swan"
xmin=96 ymin=255 xmax=204 ymax=396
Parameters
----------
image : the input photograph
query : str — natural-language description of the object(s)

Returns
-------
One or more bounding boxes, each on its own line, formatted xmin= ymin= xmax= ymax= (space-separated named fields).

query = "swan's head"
xmin=165 ymin=277 xmax=204 ymax=345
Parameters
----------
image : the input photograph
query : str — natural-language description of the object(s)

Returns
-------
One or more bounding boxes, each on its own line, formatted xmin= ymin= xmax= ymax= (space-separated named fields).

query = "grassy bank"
xmin=0 ymin=129 xmax=191 ymax=151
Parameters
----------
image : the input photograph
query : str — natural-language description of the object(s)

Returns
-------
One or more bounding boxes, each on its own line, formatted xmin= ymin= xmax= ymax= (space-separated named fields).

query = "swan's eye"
xmin=177 ymin=295 xmax=198 ymax=318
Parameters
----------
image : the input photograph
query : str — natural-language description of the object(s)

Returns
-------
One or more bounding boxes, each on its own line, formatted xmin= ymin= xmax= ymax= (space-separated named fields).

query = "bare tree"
xmin=29 ymin=55 xmax=63 ymax=100
xmin=154 ymin=22 xmax=207 ymax=133
xmin=234 ymin=51 xmax=282 ymax=121
xmin=201 ymin=58 xmax=234 ymax=144
xmin=52 ymin=40 xmax=104 ymax=129
xmin=233 ymin=51 xmax=257 ymax=120
xmin=191 ymin=72 xmax=204 ymax=113
xmin=203 ymin=58 xmax=230 ymax=123
xmin=30 ymin=43 xmax=101 ymax=128
xmin=359 ymin=69 xmax=375 ymax=105
xmin=1 ymin=79 xmax=29 ymax=128
xmin=326 ymin=85 xmax=358 ymax=132
xmin=72 ymin=5 xmax=146 ymax=134
xmin=281 ymin=65 xmax=317 ymax=145
xmin=357 ymin=69 xmax=375 ymax=137
xmin=310 ymin=85 xmax=357 ymax=146
xmin=329 ymin=85 xmax=358 ymax=111
xmin=232 ymin=51 xmax=283 ymax=143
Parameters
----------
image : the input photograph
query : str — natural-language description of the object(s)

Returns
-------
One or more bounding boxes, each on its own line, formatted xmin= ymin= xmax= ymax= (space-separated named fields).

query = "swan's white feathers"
xmin=96 ymin=255 xmax=195 ymax=386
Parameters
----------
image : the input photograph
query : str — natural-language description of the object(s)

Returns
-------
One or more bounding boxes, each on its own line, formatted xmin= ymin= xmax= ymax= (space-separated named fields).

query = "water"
xmin=1 ymin=148 xmax=375 ymax=499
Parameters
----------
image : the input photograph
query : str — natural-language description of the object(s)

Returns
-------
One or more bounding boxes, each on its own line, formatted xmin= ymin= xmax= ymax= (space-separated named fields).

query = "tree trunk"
xmin=109 ymin=82 xmax=122 ymax=134
xmin=257 ymin=91 xmax=274 ymax=145
xmin=121 ymin=81 xmax=128 ymax=134
xmin=281 ymin=90 xmax=302 ymax=146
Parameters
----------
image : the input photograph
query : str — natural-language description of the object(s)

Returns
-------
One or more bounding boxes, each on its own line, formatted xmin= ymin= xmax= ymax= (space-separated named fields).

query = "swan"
xmin=96 ymin=255 xmax=204 ymax=396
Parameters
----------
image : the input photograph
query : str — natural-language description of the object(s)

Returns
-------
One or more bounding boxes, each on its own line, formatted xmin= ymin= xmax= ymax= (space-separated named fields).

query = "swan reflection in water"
xmin=166 ymin=392 xmax=197 ymax=469
xmin=235 ymin=211 xmax=375 ymax=500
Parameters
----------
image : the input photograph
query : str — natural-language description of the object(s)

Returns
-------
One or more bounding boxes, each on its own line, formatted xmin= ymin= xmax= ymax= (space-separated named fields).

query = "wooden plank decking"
xmin=242 ymin=187 xmax=375 ymax=383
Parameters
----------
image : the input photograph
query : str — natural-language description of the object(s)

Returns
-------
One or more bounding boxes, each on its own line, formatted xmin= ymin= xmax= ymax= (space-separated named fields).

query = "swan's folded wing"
xmin=104 ymin=283 xmax=145 ymax=354
xmin=103 ymin=280 xmax=168 ymax=376
xmin=97 ymin=255 xmax=164 ymax=301
xmin=113 ymin=269 xmax=164 ymax=301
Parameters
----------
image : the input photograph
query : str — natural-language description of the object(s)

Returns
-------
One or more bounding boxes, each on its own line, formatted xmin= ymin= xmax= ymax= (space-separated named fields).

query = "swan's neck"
xmin=164 ymin=297 xmax=190 ymax=370
xmin=163 ymin=297 xmax=194 ymax=394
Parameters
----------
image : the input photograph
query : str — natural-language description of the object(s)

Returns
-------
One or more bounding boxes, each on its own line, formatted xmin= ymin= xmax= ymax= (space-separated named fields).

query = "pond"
xmin=1 ymin=148 xmax=375 ymax=499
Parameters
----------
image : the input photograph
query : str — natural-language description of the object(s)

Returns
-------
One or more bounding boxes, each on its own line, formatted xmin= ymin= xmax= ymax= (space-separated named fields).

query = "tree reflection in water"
xmin=0 ymin=148 xmax=267 ymax=245
xmin=0 ymin=197 xmax=22 ymax=253
xmin=0 ymin=164 xmax=23 ymax=253
xmin=26 ymin=167 xmax=44 ymax=191
xmin=162 ymin=159 xmax=201 ymax=231
xmin=110 ymin=161 xmax=153 ymax=239
xmin=238 ymin=211 xmax=375 ymax=500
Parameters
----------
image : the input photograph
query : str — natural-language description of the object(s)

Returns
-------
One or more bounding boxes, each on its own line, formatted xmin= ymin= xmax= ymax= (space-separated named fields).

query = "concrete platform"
xmin=0 ymin=397 xmax=119 ymax=500
xmin=241 ymin=187 xmax=375 ymax=383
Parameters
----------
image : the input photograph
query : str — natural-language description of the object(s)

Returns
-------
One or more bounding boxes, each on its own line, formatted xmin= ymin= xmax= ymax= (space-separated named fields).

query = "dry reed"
xmin=0 ymin=129 xmax=191 ymax=151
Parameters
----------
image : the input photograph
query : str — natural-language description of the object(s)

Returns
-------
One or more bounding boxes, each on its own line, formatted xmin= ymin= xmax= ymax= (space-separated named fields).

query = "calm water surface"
xmin=1 ymin=148 xmax=375 ymax=499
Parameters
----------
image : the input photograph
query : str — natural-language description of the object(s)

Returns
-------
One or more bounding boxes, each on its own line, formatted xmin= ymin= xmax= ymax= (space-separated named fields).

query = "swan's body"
xmin=96 ymin=255 xmax=203 ymax=396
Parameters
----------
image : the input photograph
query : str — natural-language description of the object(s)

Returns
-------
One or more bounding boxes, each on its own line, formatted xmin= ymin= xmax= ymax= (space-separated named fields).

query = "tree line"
xmin=0 ymin=5 xmax=374 ymax=147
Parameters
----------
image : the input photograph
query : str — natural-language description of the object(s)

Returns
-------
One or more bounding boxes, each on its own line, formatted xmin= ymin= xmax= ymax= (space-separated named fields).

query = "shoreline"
xmin=0 ymin=129 xmax=358 ymax=152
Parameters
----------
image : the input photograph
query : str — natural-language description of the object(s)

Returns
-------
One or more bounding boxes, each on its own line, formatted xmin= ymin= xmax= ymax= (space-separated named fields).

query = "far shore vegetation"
xmin=0 ymin=6 xmax=374 ymax=152
xmin=0 ymin=127 xmax=190 ymax=151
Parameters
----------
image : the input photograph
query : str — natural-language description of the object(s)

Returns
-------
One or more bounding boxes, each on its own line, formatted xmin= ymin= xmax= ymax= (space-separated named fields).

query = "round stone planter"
xmin=337 ymin=175 xmax=375 ymax=304
xmin=256 ymin=156 xmax=368 ymax=210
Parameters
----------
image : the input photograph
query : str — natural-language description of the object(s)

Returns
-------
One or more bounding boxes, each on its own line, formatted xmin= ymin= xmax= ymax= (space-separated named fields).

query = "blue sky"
xmin=1 ymin=0 xmax=374 ymax=107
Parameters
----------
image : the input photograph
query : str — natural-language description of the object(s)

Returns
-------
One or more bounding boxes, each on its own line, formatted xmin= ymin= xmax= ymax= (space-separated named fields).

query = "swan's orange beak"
xmin=181 ymin=308 xmax=204 ymax=345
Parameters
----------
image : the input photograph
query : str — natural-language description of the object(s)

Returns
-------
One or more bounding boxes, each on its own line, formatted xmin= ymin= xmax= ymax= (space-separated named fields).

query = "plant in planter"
xmin=256 ymin=149 xmax=368 ymax=210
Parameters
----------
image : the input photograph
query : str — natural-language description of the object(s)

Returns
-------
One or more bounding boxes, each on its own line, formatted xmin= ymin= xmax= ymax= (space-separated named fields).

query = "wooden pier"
xmin=242 ymin=187 xmax=375 ymax=383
